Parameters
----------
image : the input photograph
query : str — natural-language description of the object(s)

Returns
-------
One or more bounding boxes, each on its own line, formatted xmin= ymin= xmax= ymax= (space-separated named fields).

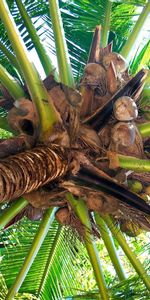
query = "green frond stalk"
xmin=49 ymin=0 xmax=75 ymax=88
xmin=0 ymin=64 xmax=25 ymax=99
xmin=138 ymin=122 xmax=150 ymax=137
xmin=103 ymin=215 xmax=150 ymax=290
xmin=0 ymin=197 xmax=28 ymax=230
xmin=101 ymin=0 xmax=112 ymax=47
xmin=0 ymin=0 xmax=59 ymax=138
xmin=117 ymin=154 xmax=150 ymax=172
xmin=121 ymin=2 xmax=150 ymax=59
xmin=67 ymin=194 xmax=108 ymax=300
xmin=5 ymin=207 xmax=57 ymax=300
xmin=15 ymin=0 xmax=58 ymax=80
xmin=94 ymin=213 xmax=126 ymax=281
xmin=37 ymin=225 xmax=62 ymax=296
xmin=0 ymin=41 xmax=21 ymax=73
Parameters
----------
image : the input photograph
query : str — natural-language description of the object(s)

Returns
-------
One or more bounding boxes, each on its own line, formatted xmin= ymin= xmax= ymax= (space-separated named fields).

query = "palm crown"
xmin=0 ymin=1 xmax=150 ymax=299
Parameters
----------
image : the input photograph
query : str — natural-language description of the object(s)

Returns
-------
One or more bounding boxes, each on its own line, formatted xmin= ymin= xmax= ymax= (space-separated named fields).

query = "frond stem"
xmin=103 ymin=215 xmax=150 ymax=290
xmin=0 ymin=197 xmax=28 ymax=230
xmin=5 ymin=207 xmax=57 ymax=300
xmin=101 ymin=0 xmax=112 ymax=47
xmin=138 ymin=122 xmax=150 ymax=137
xmin=49 ymin=0 xmax=75 ymax=88
xmin=15 ymin=0 xmax=58 ymax=80
xmin=67 ymin=193 xmax=109 ymax=300
xmin=37 ymin=225 xmax=62 ymax=296
xmin=0 ymin=64 xmax=25 ymax=99
xmin=117 ymin=154 xmax=150 ymax=172
xmin=95 ymin=213 xmax=126 ymax=281
xmin=0 ymin=0 xmax=59 ymax=138
xmin=121 ymin=2 xmax=150 ymax=59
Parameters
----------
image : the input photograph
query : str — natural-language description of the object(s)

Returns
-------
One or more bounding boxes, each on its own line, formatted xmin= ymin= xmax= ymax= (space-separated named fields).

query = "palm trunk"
xmin=0 ymin=145 xmax=68 ymax=203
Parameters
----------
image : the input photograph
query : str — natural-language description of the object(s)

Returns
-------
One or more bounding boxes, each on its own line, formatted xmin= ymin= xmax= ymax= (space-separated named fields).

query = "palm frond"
xmin=0 ymin=1 xmax=149 ymax=78
xmin=0 ymin=274 xmax=38 ymax=300
xmin=0 ymin=218 xmax=88 ymax=299
xmin=130 ymin=40 xmax=150 ymax=74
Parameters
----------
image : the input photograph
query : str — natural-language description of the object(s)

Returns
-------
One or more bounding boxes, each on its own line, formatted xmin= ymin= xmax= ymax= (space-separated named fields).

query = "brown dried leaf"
xmin=88 ymin=25 xmax=101 ymax=63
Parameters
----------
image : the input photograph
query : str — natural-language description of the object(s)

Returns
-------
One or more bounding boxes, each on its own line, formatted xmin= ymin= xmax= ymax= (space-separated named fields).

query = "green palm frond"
xmin=0 ymin=218 xmax=90 ymax=299
xmin=0 ymin=1 xmax=48 ymax=77
xmin=130 ymin=40 xmax=150 ymax=73
xmin=0 ymin=274 xmax=38 ymax=300
xmin=0 ymin=1 xmax=149 ymax=78
xmin=64 ymin=275 xmax=150 ymax=299
xmin=41 ymin=0 xmax=150 ymax=76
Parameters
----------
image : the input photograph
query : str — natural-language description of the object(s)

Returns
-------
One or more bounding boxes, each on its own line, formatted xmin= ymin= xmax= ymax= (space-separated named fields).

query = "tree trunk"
xmin=0 ymin=145 xmax=68 ymax=202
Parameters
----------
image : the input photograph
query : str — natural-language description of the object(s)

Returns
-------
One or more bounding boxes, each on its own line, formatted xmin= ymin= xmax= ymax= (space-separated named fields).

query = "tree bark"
xmin=0 ymin=145 xmax=68 ymax=202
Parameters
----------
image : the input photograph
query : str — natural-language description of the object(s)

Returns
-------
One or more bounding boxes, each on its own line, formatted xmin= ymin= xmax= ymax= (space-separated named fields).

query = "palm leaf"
xmin=0 ymin=218 xmax=88 ymax=299
xmin=0 ymin=1 xmax=149 ymax=77
xmin=130 ymin=40 xmax=150 ymax=73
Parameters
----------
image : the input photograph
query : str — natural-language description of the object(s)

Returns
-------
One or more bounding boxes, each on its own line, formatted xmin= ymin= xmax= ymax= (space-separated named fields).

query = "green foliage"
xmin=0 ymin=0 xmax=148 ymax=77
xmin=0 ymin=219 xmax=88 ymax=299
xmin=0 ymin=127 xmax=12 ymax=138
xmin=0 ymin=274 xmax=37 ymax=300
xmin=1 ymin=217 xmax=149 ymax=299
xmin=0 ymin=1 xmax=150 ymax=299
xmin=130 ymin=40 xmax=150 ymax=74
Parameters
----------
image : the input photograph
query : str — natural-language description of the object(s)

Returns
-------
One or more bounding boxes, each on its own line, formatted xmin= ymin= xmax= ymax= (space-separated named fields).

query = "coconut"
xmin=102 ymin=52 xmax=127 ymax=74
xmin=109 ymin=121 xmax=144 ymax=158
xmin=127 ymin=180 xmax=143 ymax=194
xmin=82 ymin=63 xmax=106 ymax=92
xmin=110 ymin=122 xmax=135 ymax=147
xmin=113 ymin=97 xmax=138 ymax=121
xmin=120 ymin=220 xmax=142 ymax=237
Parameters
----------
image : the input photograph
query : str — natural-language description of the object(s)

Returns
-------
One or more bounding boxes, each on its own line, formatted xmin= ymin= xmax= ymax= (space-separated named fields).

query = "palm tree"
xmin=0 ymin=0 xmax=150 ymax=299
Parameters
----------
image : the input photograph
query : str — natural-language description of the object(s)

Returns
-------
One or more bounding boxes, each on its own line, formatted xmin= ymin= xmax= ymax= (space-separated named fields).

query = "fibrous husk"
xmin=7 ymin=99 xmax=38 ymax=137
xmin=55 ymin=206 xmax=100 ymax=239
xmin=55 ymin=207 xmax=71 ymax=225
xmin=113 ymin=96 xmax=138 ymax=121
xmin=55 ymin=206 xmax=85 ymax=238
xmin=24 ymin=188 xmax=66 ymax=209
xmin=86 ymin=191 xmax=119 ymax=215
xmin=109 ymin=123 xmax=144 ymax=158
xmin=102 ymin=52 xmax=127 ymax=75
xmin=1 ymin=27 xmax=149 ymax=236
xmin=78 ymin=125 xmax=101 ymax=153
